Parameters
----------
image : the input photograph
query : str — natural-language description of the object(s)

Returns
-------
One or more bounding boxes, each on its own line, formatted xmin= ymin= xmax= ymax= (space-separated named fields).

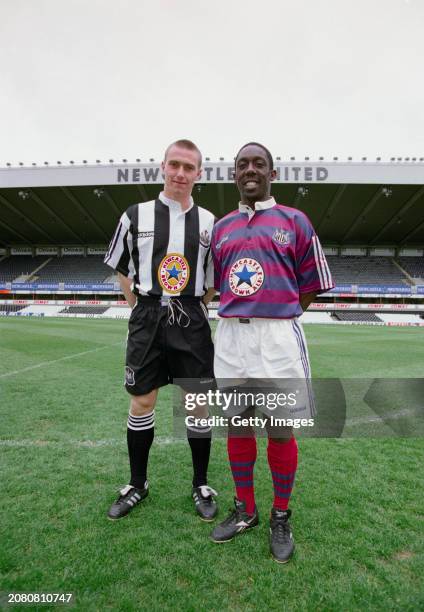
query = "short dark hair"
xmin=164 ymin=139 xmax=202 ymax=168
xmin=235 ymin=142 xmax=274 ymax=170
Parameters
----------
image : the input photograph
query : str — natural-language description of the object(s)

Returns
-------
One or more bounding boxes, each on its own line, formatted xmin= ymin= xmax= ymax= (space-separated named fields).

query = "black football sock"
xmin=186 ymin=424 xmax=212 ymax=488
xmin=127 ymin=411 xmax=154 ymax=489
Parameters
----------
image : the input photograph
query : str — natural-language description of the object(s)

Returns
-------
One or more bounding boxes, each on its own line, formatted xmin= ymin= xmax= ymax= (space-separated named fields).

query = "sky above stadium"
xmin=1 ymin=0 xmax=423 ymax=165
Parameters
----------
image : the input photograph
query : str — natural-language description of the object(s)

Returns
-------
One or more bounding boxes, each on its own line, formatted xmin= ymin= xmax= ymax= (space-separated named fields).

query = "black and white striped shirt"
xmin=104 ymin=193 xmax=215 ymax=297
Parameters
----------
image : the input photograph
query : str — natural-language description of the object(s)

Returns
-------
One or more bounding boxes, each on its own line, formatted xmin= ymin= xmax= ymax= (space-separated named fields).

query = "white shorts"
xmin=214 ymin=317 xmax=314 ymax=419
xmin=214 ymin=317 xmax=311 ymax=379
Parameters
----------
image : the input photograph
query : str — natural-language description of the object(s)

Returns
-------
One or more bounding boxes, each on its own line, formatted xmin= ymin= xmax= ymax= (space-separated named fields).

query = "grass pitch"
xmin=0 ymin=318 xmax=423 ymax=611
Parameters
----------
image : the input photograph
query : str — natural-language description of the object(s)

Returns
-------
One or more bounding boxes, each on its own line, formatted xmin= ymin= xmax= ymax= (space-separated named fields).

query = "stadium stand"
xmin=103 ymin=306 xmax=130 ymax=318
xmin=332 ymin=311 xmax=383 ymax=322
xmin=3 ymin=255 xmax=420 ymax=287
xmin=397 ymin=257 xmax=424 ymax=281
xmin=0 ymin=304 xmax=27 ymax=313
xmin=33 ymin=256 xmax=110 ymax=283
xmin=1 ymin=160 xmax=423 ymax=329
xmin=0 ymin=256 xmax=49 ymax=282
xmin=19 ymin=304 xmax=63 ymax=316
xmin=2 ymin=301 xmax=422 ymax=325
xmin=299 ymin=311 xmax=334 ymax=324
xmin=377 ymin=313 xmax=424 ymax=324
xmin=58 ymin=305 xmax=110 ymax=315
xmin=103 ymin=273 xmax=118 ymax=283
xmin=326 ymin=256 xmax=408 ymax=285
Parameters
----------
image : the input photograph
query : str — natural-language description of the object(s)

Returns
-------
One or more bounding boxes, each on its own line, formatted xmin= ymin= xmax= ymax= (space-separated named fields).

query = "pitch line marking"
xmin=345 ymin=408 xmax=417 ymax=426
xmin=0 ymin=341 xmax=123 ymax=379
xmin=0 ymin=436 xmax=187 ymax=448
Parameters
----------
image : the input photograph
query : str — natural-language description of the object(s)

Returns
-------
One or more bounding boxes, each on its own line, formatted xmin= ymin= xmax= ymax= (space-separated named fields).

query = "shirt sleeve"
xmin=210 ymin=224 xmax=222 ymax=291
xmin=204 ymin=247 xmax=214 ymax=289
xmin=104 ymin=208 xmax=134 ymax=277
xmin=295 ymin=214 xmax=334 ymax=294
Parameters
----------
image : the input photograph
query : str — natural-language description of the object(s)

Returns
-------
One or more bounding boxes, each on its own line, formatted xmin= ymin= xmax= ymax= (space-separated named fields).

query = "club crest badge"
xmin=228 ymin=257 xmax=264 ymax=296
xmin=272 ymin=228 xmax=290 ymax=246
xmin=125 ymin=366 xmax=135 ymax=386
xmin=158 ymin=253 xmax=190 ymax=292
xmin=200 ymin=229 xmax=210 ymax=248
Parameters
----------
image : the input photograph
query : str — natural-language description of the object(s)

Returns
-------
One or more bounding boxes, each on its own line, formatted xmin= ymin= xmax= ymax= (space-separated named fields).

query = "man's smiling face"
xmin=234 ymin=143 xmax=276 ymax=205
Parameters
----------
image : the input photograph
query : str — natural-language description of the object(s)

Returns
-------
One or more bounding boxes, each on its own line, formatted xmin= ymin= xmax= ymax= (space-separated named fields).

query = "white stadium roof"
xmin=1 ymin=158 xmax=424 ymax=188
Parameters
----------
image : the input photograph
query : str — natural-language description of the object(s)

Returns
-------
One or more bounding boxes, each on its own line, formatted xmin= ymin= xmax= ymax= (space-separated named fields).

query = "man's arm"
xmin=203 ymin=288 xmax=216 ymax=305
xmin=118 ymin=272 xmax=136 ymax=308
xmin=299 ymin=291 xmax=317 ymax=312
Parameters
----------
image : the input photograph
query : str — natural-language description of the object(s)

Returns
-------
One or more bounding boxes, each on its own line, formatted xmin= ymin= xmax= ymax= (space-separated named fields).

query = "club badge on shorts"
xmin=158 ymin=253 xmax=190 ymax=292
xmin=125 ymin=366 xmax=135 ymax=386
xmin=229 ymin=257 xmax=264 ymax=296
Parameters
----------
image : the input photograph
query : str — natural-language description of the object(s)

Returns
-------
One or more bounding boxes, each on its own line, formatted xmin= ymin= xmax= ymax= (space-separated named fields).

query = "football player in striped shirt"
xmin=210 ymin=142 xmax=334 ymax=562
xmin=104 ymin=139 xmax=218 ymax=522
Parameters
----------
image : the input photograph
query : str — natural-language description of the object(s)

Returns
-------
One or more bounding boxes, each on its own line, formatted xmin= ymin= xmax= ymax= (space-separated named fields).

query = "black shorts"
xmin=125 ymin=296 xmax=214 ymax=396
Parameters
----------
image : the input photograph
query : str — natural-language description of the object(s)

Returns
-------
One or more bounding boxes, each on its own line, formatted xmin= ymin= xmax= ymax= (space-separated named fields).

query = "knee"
xmin=228 ymin=424 xmax=255 ymax=438
xmin=267 ymin=426 xmax=293 ymax=443
xmin=187 ymin=405 xmax=209 ymax=419
xmin=130 ymin=394 xmax=156 ymax=416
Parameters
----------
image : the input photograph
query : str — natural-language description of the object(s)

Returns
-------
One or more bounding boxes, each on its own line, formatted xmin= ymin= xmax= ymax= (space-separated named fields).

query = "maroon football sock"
xmin=227 ymin=435 xmax=257 ymax=514
xmin=267 ymin=436 xmax=298 ymax=511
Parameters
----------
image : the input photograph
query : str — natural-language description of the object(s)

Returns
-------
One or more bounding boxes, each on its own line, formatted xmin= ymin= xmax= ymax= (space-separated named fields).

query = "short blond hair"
xmin=164 ymin=139 xmax=202 ymax=168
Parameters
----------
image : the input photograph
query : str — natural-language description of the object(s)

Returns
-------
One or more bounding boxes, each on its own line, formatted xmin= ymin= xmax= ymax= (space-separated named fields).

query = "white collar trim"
xmin=159 ymin=191 xmax=194 ymax=212
xmin=239 ymin=197 xmax=276 ymax=218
